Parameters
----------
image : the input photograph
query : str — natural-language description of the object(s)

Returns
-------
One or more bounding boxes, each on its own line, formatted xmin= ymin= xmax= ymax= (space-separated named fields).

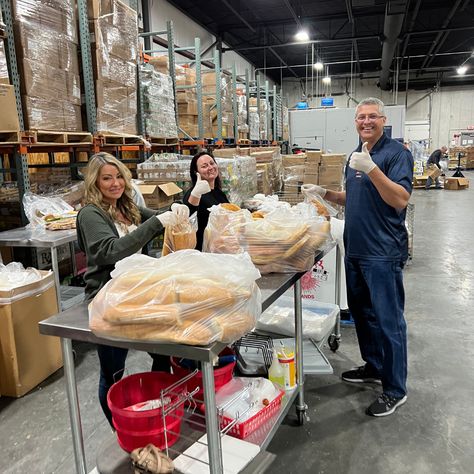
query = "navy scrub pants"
xmin=345 ymin=257 xmax=408 ymax=398
xmin=97 ymin=345 xmax=171 ymax=426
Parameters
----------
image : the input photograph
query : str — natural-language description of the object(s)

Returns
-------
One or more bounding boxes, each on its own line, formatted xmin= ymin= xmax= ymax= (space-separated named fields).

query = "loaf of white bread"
xmin=89 ymin=251 xmax=261 ymax=346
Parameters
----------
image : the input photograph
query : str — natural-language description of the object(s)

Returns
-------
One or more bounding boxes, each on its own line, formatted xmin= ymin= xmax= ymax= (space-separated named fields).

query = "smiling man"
xmin=302 ymin=98 xmax=414 ymax=416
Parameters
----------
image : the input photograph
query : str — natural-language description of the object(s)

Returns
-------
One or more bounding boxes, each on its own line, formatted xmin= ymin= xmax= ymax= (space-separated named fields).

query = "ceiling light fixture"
xmin=314 ymin=62 xmax=324 ymax=71
xmin=456 ymin=65 xmax=468 ymax=75
xmin=295 ymin=30 xmax=309 ymax=42
xmin=322 ymin=76 xmax=331 ymax=84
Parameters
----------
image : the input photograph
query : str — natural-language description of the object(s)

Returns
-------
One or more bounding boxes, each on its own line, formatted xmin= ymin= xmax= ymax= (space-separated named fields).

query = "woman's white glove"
xmin=171 ymin=203 xmax=189 ymax=220
xmin=156 ymin=211 xmax=178 ymax=228
xmin=190 ymin=172 xmax=211 ymax=198
xmin=301 ymin=183 xmax=327 ymax=198
xmin=349 ymin=142 xmax=377 ymax=174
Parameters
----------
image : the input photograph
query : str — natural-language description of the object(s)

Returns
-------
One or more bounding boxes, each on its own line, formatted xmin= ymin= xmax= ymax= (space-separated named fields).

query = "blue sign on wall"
xmin=321 ymin=97 xmax=334 ymax=107
xmin=296 ymin=102 xmax=309 ymax=109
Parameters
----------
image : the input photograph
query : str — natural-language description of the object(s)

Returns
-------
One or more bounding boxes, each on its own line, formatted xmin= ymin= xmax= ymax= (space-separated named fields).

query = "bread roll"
xmin=102 ymin=303 xmax=180 ymax=325
xmin=220 ymin=203 xmax=241 ymax=212
xmin=215 ymin=312 xmax=255 ymax=343
xmin=173 ymin=230 xmax=197 ymax=251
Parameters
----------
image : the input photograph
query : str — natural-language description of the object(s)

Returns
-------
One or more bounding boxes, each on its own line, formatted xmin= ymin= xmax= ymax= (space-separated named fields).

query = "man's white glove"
xmin=190 ymin=172 xmax=211 ymax=198
xmin=156 ymin=211 xmax=178 ymax=228
xmin=171 ymin=203 xmax=189 ymax=220
xmin=301 ymin=183 xmax=327 ymax=198
xmin=349 ymin=142 xmax=377 ymax=174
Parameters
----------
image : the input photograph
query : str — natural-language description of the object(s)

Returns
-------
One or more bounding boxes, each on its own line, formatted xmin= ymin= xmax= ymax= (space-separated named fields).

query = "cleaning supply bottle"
xmin=268 ymin=349 xmax=285 ymax=388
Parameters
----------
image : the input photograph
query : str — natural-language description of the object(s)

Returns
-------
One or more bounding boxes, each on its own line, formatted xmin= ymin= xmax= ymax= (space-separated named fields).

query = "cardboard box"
xmin=138 ymin=182 xmax=182 ymax=209
xmin=0 ymin=271 xmax=62 ymax=397
xmin=303 ymin=173 xmax=319 ymax=185
xmin=427 ymin=165 xmax=442 ymax=180
xmin=318 ymin=165 xmax=343 ymax=185
xmin=0 ymin=85 xmax=20 ymax=131
xmin=444 ymin=177 xmax=469 ymax=190
xmin=321 ymin=153 xmax=346 ymax=166
xmin=305 ymin=150 xmax=322 ymax=164
xmin=148 ymin=55 xmax=169 ymax=74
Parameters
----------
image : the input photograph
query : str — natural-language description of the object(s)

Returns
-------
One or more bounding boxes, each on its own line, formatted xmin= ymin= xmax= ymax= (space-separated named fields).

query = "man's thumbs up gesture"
xmin=349 ymin=142 xmax=377 ymax=174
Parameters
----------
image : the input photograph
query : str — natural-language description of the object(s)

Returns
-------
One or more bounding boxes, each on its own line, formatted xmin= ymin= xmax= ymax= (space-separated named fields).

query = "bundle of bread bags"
xmin=203 ymin=201 xmax=332 ymax=274
xmin=89 ymin=250 xmax=261 ymax=346
xmin=162 ymin=206 xmax=197 ymax=256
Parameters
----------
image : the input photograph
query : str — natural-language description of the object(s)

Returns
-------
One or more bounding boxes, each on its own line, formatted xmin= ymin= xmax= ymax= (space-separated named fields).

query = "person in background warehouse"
xmin=183 ymin=151 xmax=229 ymax=250
xmin=302 ymin=97 xmax=413 ymax=417
xmin=76 ymin=152 xmax=188 ymax=426
xmin=425 ymin=146 xmax=447 ymax=189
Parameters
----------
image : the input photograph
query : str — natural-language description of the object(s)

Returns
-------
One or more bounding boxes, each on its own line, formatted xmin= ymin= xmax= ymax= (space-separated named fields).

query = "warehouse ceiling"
xmin=166 ymin=0 xmax=474 ymax=90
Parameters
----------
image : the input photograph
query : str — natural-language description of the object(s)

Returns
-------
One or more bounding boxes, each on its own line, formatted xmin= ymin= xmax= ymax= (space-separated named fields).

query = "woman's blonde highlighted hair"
xmin=83 ymin=152 xmax=141 ymax=225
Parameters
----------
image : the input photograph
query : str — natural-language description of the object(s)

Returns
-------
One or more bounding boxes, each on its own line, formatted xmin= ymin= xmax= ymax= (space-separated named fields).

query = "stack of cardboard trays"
xmin=318 ymin=153 xmax=346 ymax=190
xmin=250 ymin=147 xmax=283 ymax=195
xmin=12 ymin=0 xmax=82 ymax=130
xmin=448 ymin=146 xmax=474 ymax=169
xmin=89 ymin=0 xmax=138 ymax=134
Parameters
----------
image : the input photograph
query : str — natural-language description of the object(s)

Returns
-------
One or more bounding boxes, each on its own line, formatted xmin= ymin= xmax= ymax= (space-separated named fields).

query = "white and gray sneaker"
xmin=366 ymin=393 xmax=408 ymax=417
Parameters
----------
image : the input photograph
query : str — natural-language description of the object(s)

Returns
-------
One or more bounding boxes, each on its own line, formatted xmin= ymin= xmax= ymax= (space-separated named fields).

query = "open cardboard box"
xmin=444 ymin=177 xmax=469 ymax=190
xmin=138 ymin=182 xmax=182 ymax=209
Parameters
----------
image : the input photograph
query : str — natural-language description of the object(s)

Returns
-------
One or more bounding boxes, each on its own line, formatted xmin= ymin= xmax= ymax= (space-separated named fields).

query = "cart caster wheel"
xmin=296 ymin=409 xmax=306 ymax=426
xmin=328 ymin=335 xmax=340 ymax=352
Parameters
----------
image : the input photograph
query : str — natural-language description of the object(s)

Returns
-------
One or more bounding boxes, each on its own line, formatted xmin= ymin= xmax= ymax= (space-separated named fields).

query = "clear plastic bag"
xmin=301 ymin=188 xmax=338 ymax=218
xmin=203 ymin=204 xmax=332 ymax=274
xmin=162 ymin=211 xmax=198 ymax=256
xmin=0 ymin=262 xmax=45 ymax=290
xmin=23 ymin=192 xmax=76 ymax=228
xmin=89 ymin=250 xmax=262 ymax=346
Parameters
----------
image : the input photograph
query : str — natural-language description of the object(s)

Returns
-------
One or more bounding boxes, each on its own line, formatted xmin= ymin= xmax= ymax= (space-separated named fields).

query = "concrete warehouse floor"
xmin=1 ymin=171 xmax=473 ymax=474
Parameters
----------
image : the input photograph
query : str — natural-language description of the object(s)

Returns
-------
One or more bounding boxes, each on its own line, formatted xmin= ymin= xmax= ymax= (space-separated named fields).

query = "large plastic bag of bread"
xmin=203 ymin=203 xmax=332 ymax=274
xmin=301 ymin=187 xmax=338 ymax=219
xmin=88 ymin=250 xmax=261 ymax=346
xmin=162 ymin=208 xmax=197 ymax=256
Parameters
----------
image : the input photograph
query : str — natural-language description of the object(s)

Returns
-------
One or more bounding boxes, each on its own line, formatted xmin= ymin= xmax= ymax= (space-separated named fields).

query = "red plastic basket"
xmin=107 ymin=371 xmax=186 ymax=452
xmin=171 ymin=347 xmax=236 ymax=400
xmin=219 ymin=390 xmax=285 ymax=439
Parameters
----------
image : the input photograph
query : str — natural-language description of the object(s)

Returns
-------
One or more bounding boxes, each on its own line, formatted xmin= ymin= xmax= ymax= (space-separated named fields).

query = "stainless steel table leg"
xmin=61 ymin=338 xmax=87 ymax=474
xmin=201 ymin=360 xmax=223 ymax=474
xmin=51 ymin=246 xmax=62 ymax=310
xmin=294 ymin=279 xmax=307 ymax=416
xmin=70 ymin=241 xmax=77 ymax=276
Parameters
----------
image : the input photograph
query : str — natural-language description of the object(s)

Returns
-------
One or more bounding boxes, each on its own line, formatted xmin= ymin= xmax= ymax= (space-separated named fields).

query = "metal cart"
xmin=39 ymin=251 xmax=332 ymax=474
xmin=0 ymin=226 xmax=77 ymax=309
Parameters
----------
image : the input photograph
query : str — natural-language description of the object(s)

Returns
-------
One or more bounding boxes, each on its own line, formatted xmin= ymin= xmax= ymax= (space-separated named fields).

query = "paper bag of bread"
xmin=89 ymin=250 xmax=261 ymax=346
xmin=203 ymin=204 xmax=332 ymax=274
xmin=162 ymin=206 xmax=197 ymax=256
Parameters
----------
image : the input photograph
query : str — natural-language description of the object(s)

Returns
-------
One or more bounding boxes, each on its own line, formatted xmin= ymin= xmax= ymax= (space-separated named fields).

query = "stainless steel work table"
xmin=39 ymin=252 xmax=325 ymax=474
xmin=0 ymin=226 xmax=77 ymax=309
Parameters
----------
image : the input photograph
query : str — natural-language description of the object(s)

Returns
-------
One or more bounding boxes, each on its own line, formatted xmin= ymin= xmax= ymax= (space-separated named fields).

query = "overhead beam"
xmin=419 ymin=0 xmax=464 ymax=71
xmin=282 ymin=0 xmax=302 ymax=28
xmin=400 ymin=0 xmax=422 ymax=59
xmin=222 ymin=0 xmax=256 ymax=33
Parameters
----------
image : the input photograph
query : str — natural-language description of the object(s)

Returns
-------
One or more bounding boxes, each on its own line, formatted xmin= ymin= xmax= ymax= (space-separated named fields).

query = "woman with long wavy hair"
xmin=77 ymin=152 xmax=187 ymax=425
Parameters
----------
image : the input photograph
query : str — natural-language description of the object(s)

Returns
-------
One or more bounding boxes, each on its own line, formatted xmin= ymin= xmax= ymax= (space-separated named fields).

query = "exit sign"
xmin=467 ymin=125 xmax=474 ymax=130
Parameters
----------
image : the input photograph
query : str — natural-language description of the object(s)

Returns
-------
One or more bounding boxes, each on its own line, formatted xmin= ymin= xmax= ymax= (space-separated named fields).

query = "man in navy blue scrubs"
xmin=302 ymin=98 xmax=413 ymax=416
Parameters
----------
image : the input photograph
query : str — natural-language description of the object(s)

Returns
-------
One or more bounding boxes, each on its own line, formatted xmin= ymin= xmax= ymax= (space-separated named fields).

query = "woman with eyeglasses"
xmin=183 ymin=151 xmax=229 ymax=250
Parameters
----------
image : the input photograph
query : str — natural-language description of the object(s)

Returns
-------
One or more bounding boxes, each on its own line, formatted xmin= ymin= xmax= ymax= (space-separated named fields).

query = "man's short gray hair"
xmin=355 ymin=98 xmax=385 ymax=117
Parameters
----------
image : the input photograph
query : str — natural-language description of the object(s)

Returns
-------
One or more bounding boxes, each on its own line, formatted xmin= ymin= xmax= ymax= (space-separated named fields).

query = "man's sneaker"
xmin=366 ymin=393 xmax=407 ymax=417
xmin=341 ymin=366 xmax=382 ymax=384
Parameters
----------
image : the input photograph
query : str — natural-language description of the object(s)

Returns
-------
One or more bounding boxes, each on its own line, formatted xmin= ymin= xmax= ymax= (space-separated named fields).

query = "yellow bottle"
xmin=268 ymin=349 xmax=285 ymax=388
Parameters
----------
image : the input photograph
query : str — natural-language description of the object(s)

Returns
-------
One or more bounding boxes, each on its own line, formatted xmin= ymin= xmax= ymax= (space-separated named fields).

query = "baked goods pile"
xmin=162 ymin=206 xmax=197 ymax=256
xmin=89 ymin=250 xmax=261 ymax=346
xmin=43 ymin=212 xmax=78 ymax=230
xmin=203 ymin=203 xmax=331 ymax=274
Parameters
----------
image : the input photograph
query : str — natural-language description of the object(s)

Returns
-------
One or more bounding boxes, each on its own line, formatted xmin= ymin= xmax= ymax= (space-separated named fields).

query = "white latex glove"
xmin=349 ymin=142 xmax=377 ymax=174
xmin=301 ymin=183 xmax=327 ymax=198
xmin=190 ymin=172 xmax=211 ymax=198
xmin=171 ymin=203 xmax=189 ymax=220
xmin=156 ymin=211 xmax=178 ymax=227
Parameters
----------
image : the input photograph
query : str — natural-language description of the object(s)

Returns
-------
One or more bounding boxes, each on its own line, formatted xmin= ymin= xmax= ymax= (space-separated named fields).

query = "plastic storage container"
xmin=256 ymin=296 xmax=338 ymax=341
xmin=107 ymin=371 xmax=186 ymax=452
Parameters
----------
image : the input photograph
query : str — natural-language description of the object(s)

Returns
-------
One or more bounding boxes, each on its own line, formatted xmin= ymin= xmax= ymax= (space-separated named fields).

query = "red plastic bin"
xmin=107 ymin=371 xmax=186 ymax=452
xmin=219 ymin=390 xmax=285 ymax=439
xmin=170 ymin=347 xmax=236 ymax=400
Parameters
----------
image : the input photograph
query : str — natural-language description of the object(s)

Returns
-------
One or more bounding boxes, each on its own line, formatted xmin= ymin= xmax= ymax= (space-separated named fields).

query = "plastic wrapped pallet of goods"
xmin=0 ymin=39 xmax=9 ymax=83
xmin=137 ymin=153 xmax=192 ymax=184
xmin=249 ymin=108 xmax=259 ymax=141
xmin=148 ymin=55 xmax=169 ymax=74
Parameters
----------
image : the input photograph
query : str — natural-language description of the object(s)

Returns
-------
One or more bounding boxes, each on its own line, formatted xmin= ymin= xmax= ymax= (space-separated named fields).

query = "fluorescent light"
xmin=456 ymin=65 xmax=468 ymax=75
xmin=314 ymin=62 xmax=324 ymax=71
xmin=322 ymin=76 xmax=331 ymax=84
xmin=295 ymin=30 xmax=309 ymax=42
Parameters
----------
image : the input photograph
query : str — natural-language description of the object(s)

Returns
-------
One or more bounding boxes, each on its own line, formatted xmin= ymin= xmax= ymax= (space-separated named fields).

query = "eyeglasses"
xmin=355 ymin=114 xmax=385 ymax=122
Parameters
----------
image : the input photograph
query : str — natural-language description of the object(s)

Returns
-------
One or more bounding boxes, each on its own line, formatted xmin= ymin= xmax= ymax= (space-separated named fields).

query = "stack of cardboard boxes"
xmin=0 ymin=37 xmax=9 ymax=83
xmin=13 ymin=0 xmax=82 ymax=130
xmin=448 ymin=146 xmax=474 ymax=169
xmin=250 ymin=147 xmax=283 ymax=195
xmin=140 ymin=64 xmax=177 ymax=138
xmin=318 ymin=153 xmax=346 ymax=190
xmin=89 ymin=0 xmax=138 ymax=134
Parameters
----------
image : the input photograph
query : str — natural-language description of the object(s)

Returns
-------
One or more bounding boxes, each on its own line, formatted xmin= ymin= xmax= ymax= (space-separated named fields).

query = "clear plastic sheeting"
xmin=249 ymin=109 xmax=259 ymax=141
xmin=203 ymin=203 xmax=332 ymax=274
xmin=89 ymin=251 xmax=262 ymax=346
xmin=137 ymin=153 xmax=192 ymax=182
xmin=0 ymin=40 xmax=9 ymax=83
xmin=91 ymin=0 xmax=139 ymax=134
xmin=215 ymin=156 xmax=257 ymax=206
xmin=22 ymin=192 xmax=75 ymax=228
xmin=140 ymin=64 xmax=178 ymax=138
xmin=0 ymin=262 xmax=45 ymax=290
xmin=13 ymin=0 xmax=82 ymax=130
